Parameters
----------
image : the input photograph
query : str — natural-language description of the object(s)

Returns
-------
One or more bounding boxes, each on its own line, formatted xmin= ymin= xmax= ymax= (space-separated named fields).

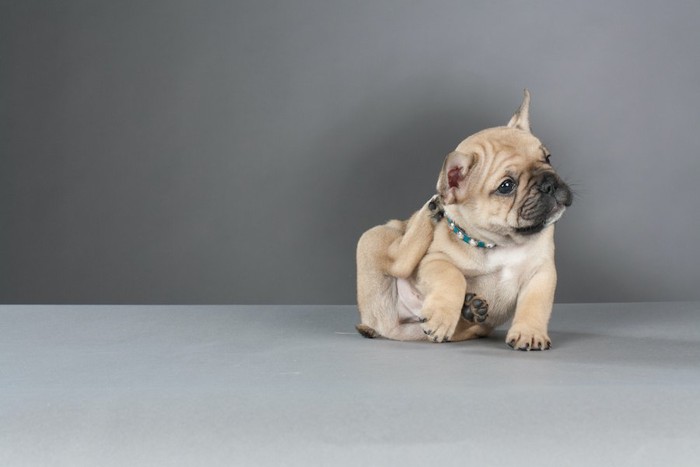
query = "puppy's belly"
xmin=396 ymin=278 xmax=424 ymax=323
xmin=394 ymin=276 xmax=518 ymax=327
xmin=469 ymin=277 xmax=519 ymax=327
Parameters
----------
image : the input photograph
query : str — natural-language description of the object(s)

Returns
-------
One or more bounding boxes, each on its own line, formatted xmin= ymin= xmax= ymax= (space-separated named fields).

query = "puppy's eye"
xmin=545 ymin=154 xmax=552 ymax=164
xmin=497 ymin=179 xmax=516 ymax=195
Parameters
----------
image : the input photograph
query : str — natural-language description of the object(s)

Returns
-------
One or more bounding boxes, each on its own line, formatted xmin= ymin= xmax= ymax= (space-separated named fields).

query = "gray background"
xmin=1 ymin=0 xmax=699 ymax=304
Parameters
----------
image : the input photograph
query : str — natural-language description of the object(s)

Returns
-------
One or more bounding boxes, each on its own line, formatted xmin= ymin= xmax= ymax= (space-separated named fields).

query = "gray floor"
xmin=1 ymin=303 xmax=700 ymax=466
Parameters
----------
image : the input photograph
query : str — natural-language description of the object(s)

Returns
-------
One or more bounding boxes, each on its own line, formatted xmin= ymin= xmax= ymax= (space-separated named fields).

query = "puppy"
xmin=356 ymin=90 xmax=572 ymax=350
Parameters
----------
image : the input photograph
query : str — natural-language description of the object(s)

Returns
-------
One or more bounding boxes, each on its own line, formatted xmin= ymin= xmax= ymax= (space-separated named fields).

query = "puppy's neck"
xmin=429 ymin=196 xmax=497 ymax=250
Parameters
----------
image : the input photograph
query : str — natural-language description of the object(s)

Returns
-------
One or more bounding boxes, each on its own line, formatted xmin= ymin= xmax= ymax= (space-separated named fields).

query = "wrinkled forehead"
xmin=454 ymin=127 xmax=545 ymax=159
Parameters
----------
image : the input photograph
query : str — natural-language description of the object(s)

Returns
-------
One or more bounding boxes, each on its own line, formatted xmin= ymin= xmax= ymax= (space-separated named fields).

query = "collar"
xmin=427 ymin=195 xmax=496 ymax=249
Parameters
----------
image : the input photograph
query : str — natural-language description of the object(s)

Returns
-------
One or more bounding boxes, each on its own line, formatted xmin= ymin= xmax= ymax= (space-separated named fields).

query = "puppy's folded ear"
xmin=507 ymin=88 xmax=531 ymax=133
xmin=436 ymin=151 xmax=475 ymax=204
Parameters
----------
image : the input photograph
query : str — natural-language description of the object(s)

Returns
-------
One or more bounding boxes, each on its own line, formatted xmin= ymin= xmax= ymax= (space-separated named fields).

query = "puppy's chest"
xmin=458 ymin=247 xmax=531 ymax=322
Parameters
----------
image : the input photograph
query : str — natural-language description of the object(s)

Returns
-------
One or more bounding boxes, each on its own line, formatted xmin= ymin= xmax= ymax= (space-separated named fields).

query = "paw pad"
xmin=461 ymin=293 xmax=489 ymax=323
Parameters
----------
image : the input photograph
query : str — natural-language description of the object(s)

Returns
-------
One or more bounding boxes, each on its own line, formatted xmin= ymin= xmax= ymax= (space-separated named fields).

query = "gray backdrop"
xmin=2 ymin=0 xmax=699 ymax=304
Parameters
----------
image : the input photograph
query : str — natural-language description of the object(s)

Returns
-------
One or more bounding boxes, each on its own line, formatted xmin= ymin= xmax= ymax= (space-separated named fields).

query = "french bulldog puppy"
xmin=356 ymin=90 xmax=572 ymax=350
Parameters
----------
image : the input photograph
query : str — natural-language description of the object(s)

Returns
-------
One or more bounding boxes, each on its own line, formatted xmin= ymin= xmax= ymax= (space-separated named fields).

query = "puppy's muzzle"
xmin=517 ymin=173 xmax=572 ymax=235
xmin=538 ymin=173 xmax=573 ymax=207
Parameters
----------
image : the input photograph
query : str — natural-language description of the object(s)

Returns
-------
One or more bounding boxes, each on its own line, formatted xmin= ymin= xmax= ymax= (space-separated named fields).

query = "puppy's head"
xmin=436 ymin=90 xmax=572 ymax=244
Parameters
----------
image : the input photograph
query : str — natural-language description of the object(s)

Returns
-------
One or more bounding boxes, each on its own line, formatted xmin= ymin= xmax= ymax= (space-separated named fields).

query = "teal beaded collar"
xmin=427 ymin=195 xmax=496 ymax=249
xmin=445 ymin=216 xmax=496 ymax=249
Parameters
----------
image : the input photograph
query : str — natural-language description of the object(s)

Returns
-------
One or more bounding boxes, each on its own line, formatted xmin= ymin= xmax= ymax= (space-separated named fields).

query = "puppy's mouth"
xmin=514 ymin=222 xmax=546 ymax=236
xmin=514 ymin=205 xmax=567 ymax=236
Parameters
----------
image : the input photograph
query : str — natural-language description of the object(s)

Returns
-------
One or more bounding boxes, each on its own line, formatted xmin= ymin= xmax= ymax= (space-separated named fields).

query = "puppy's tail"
xmin=355 ymin=324 xmax=379 ymax=338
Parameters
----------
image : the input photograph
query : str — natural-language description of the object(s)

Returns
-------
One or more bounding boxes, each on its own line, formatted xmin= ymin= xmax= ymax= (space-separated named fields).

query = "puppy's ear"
xmin=507 ymin=89 xmax=531 ymax=133
xmin=436 ymin=151 xmax=475 ymax=204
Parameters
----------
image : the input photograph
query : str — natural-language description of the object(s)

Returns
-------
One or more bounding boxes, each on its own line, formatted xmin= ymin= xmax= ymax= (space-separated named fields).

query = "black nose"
xmin=538 ymin=174 xmax=558 ymax=196
xmin=539 ymin=173 xmax=573 ymax=206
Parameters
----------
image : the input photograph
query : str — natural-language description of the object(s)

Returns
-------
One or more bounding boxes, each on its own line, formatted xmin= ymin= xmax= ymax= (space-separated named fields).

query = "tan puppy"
xmin=356 ymin=90 xmax=572 ymax=350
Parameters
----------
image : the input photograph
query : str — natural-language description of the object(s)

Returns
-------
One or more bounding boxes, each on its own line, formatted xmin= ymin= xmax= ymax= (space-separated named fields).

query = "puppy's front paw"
xmin=420 ymin=309 xmax=459 ymax=343
xmin=506 ymin=323 xmax=551 ymax=351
